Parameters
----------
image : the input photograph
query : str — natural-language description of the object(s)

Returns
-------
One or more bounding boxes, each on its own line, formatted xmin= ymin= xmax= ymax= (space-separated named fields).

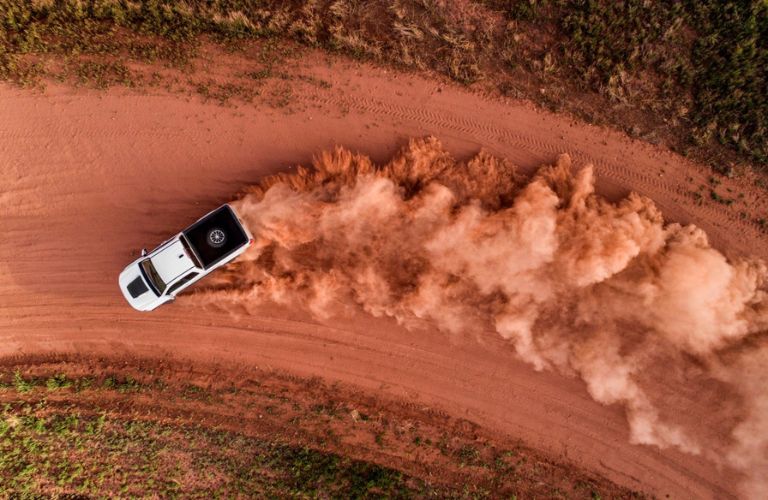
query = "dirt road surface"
xmin=2 ymin=59 xmax=762 ymax=498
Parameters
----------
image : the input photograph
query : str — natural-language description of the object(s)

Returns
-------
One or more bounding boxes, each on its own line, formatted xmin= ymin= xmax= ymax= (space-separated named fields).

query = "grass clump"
xmin=12 ymin=371 xmax=32 ymax=393
xmin=45 ymin=374 xmax=71 ymax=391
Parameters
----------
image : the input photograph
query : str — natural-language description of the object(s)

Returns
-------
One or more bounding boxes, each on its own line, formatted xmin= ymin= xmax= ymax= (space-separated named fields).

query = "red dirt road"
xmin=1 ymin=60 xmax=762 ymax=498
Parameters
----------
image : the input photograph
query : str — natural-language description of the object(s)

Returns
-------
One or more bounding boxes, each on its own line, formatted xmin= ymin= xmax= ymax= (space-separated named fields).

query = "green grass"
xmin=45 ymin=374 xmax=72 ymax=391
xmin=0 ymin=399 xmax=444 ymax=497
xmin=0 ymin=0 xmax=765 ymax=168
xmin=12 ymin=371 xmax=32 ymax=393
xmin=489 ymin=0 xmax=768 ymax=166
xmin=0 ymin=367 xmax=643 ymax=498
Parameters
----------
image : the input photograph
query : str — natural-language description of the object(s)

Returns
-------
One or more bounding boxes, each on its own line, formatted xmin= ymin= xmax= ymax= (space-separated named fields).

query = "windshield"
xmin=139 ymin=258 xmax=167 ymax=295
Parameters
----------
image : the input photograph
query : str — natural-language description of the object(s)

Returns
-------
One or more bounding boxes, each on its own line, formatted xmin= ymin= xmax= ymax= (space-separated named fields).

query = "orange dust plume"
xmin=192 ymin=137 xmax=768 ymax=497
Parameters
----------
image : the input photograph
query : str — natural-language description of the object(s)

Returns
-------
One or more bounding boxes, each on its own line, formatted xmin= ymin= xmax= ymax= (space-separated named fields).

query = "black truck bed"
xmin=182 ymin=205 xmax=249 ymax=269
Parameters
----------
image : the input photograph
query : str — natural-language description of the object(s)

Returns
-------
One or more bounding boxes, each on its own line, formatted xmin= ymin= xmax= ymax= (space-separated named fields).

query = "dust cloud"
xmin=197 ymin=137 xmax=768 ymax=496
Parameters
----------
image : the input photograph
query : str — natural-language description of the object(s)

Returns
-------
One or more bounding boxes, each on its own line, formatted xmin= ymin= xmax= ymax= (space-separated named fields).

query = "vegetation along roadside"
xmin=0 ymin=358 xmax=642 ymax=498
xmin=0 ymin=0 xmax=766 ymax=173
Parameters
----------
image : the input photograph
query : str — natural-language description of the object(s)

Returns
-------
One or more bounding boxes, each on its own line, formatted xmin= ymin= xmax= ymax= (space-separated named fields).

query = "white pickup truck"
xmin=119 ymin=204 xmax=252 ymax=311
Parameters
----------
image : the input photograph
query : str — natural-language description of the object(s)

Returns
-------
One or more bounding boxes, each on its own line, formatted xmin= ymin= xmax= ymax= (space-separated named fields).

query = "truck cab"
xmin=119 ymin=204 xmax=251 ymax=311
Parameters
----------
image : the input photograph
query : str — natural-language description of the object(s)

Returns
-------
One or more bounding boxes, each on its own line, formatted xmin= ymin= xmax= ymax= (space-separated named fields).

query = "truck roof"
xmin=151 ymin=240 xmax=196 ymax=285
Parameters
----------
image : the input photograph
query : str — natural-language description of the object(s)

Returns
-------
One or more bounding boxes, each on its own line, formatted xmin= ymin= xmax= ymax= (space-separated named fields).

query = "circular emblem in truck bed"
xmin=207 ymin=228 xmax=226 ymax=248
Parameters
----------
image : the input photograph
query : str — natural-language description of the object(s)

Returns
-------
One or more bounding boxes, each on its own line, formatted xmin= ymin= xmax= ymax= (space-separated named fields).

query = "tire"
xmin=207 ymin=228 xmax=226 ymax=248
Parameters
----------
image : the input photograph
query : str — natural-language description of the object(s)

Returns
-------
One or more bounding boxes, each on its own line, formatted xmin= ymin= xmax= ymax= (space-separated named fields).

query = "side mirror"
xmin=141 ymin=248 xmax=148 ymax=257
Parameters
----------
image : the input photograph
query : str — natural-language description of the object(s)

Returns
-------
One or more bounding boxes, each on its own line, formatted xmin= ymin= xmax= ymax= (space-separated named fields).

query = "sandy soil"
xmin=2 ymin=56 xmax=764 ymax=498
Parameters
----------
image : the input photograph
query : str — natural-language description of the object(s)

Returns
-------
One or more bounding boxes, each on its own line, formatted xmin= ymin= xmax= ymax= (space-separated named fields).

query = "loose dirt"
xmin=2 ymin=53 xmax=765 ymax=498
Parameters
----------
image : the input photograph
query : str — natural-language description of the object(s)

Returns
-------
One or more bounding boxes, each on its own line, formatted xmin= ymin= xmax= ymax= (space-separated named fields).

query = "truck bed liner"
xmin=182 ymin=205 xmax=249 ymax=269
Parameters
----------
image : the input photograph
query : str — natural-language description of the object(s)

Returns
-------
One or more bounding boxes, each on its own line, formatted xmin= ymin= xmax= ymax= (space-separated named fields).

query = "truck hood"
xmin=118 ymin=264 xmax=158 ymax=311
